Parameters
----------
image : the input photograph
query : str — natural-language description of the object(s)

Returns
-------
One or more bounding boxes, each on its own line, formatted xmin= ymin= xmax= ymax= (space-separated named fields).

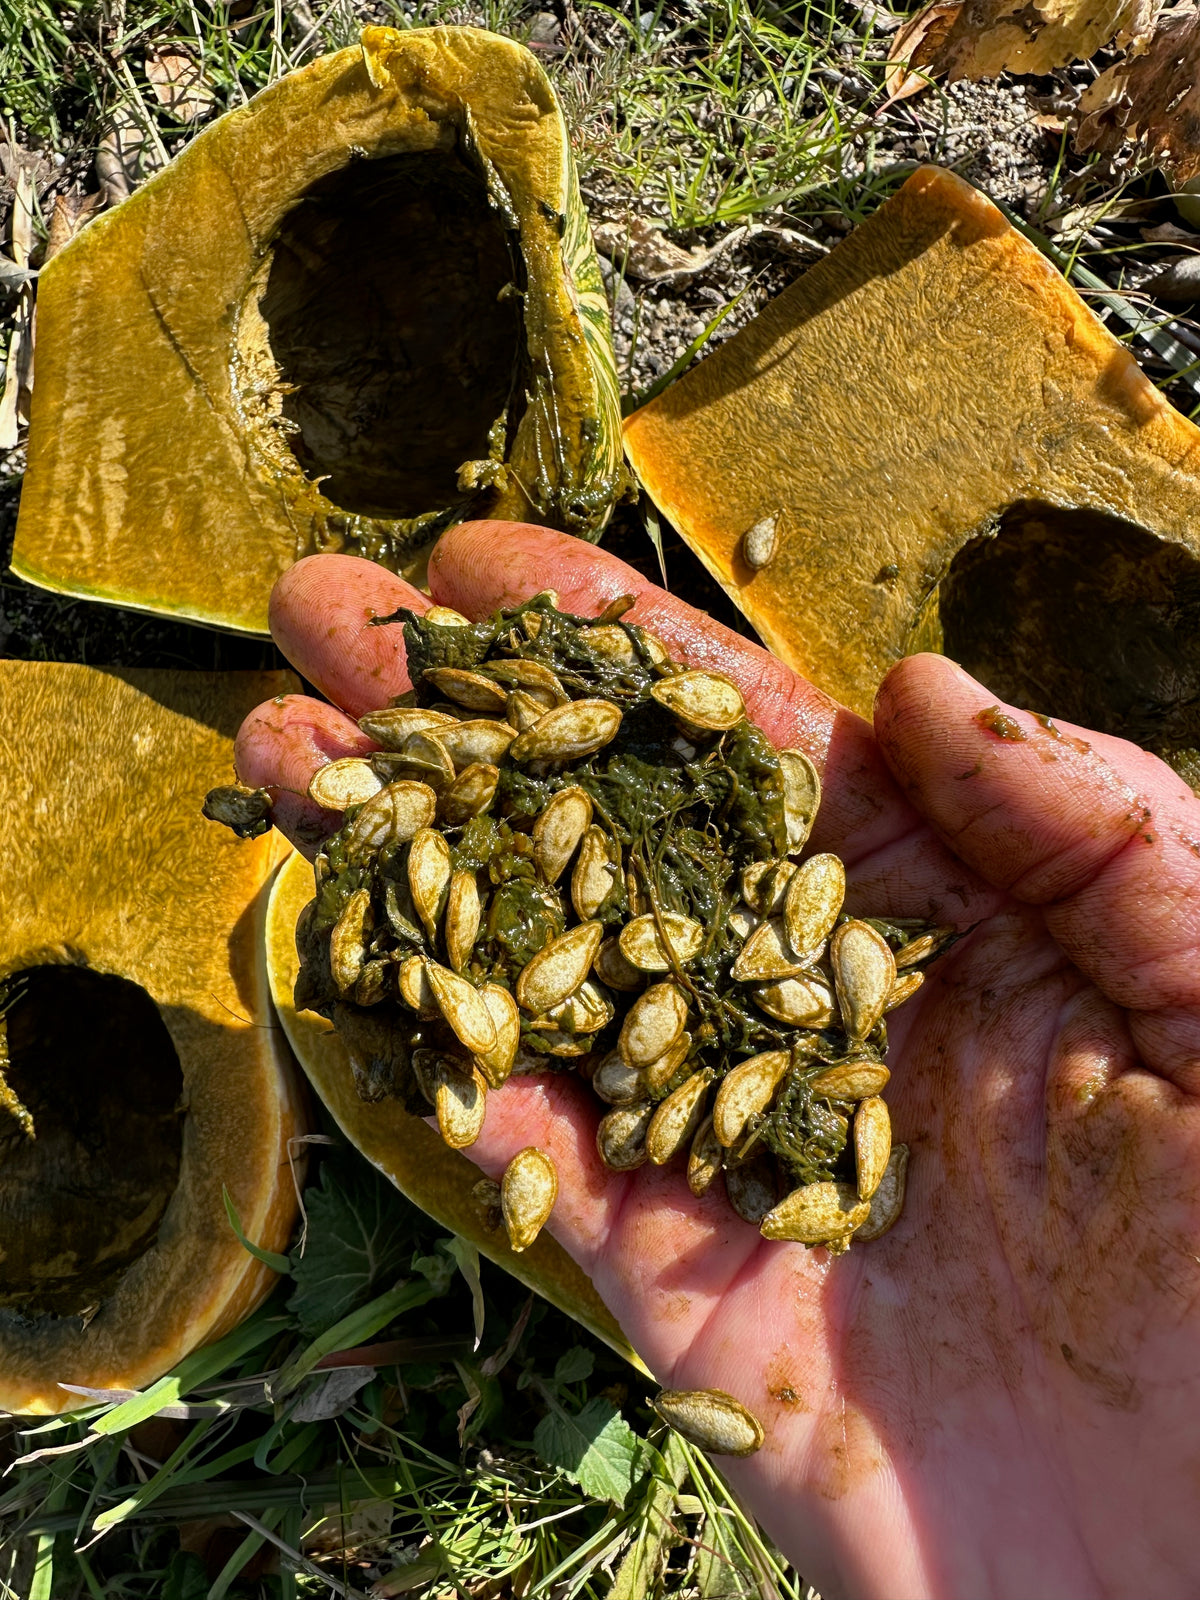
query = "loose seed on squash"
xmin=358 ymin=707 xmax=456 ymax=749
xmin=650 ymin=670 xmax=745 ymax=731
xmin=501 ymin=1147 xmax=558 ymax=1253
xmin=752 ymin=973 xmax=837 ymax=1028
xmin=809 ymin=1059 xmax=890 ymax=1100
xmin=510 ymin=699 xmax=623 ymax=763
xmin=712 ymin=1051 xmax=790 ymax=1147
xmin=474 ymin=983 xmax=520 ymax=1088
xmin=646 ymin=1068 xmax=712 ymax=1165
xmin=329 ymin=887 xmax=372 ymax=995
xmin=571 ymin=825 xmax=619 ymax=921
xmin=532 ymin=787 xmax=593 ymax=884
xmin=855 ymin=1144 xmax=910 ymax=1241
xmin=445 ymin=870 xmax=481 ymax=973
xmin=308 ymin=757 xmax=385 ymax=811
xmin=854 ymin=1095 xmax=892 ymax=1200
xmin=422 ymin=667 xmax=509 ymax=713
xmin=343 ymin=781 xmax=438 ymax=858
xmin=831 ymin=920 xmax=897 ymax=1041
xmin=409 ymin=827 xmax=452 ymax=942
xmin=424 ymin=960 xmax=497 ymax=1056
xmin=434 ymin=1057 xmax=487 ymax=1150
xmin=783 ymin=853 xmax=846 ymax=959
xmin=442 ymin=762 xmax=500 ymax=825
xmin=687 ymin=1112 xmax=724 ymax=1196
xmin=742 ymin=510 xmax=780 ymax=571
xmin=618 ymin=912 xmax=704 ymax=972
xmin=760 ymin=1180 xmax=870 ymax=1244
xmin=516 ymin=921 xmax=604 ymax=1014
xmin=779 ymin=748 xmax=821 ymax=853
xmin=652 ymin=1388 xmax=764 ymax=1457
xmin=596 ymin=1101 xmax=654 ymax=1170
xmin=618 ymin=981 xmax=689 ymax=1068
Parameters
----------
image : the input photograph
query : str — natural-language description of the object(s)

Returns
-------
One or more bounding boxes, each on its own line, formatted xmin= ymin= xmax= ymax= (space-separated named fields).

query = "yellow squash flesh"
xmin=266 ymin=850 xmax=643 ymax=1371
xmin=14 ymin=26 xmax=624 ymax=635
xmin=624 ymin=166 xmax=1200 ymax=782
xmin=0 ymin=666 xmax=303 ymax=1414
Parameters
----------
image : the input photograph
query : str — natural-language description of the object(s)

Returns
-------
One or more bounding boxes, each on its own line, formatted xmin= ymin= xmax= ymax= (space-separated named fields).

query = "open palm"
xmin=237 ymin=523 xmax=1200 ymax=1600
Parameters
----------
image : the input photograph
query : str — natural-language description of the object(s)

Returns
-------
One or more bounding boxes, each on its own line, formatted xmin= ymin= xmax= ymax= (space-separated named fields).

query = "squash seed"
xmin=442 ymin=762 xmax=500 ymax=825
xmin=742 ymin=858 xmax=796 ymax=915
xmin=434 ymin=1058 xmax=487 ymax=1150
xmin=618 ymin=912 xmax=704 ymax=972
xmin=343 ymin=781 xmax=438 ymax=858
xmin=578 ymin=624 xmax=636 ymax=661
xmin=510 ymin=700 xmax=623 ymax=763
xmin=445 ymin=870 xmax=481 ymax=973
xmin=687 ymin=1112 xmax=724 ymax=1196
xmin=329 ymin=887 xmax=372 ymax=994
xmin=854 ymin=1095 xmax=892 ymax=1201
xmin=516 ymin=921 xmax=604 ymax=1014
xmin=507 ymin=689 xmax=549 ymax=731
xmin=712 ymin=1051 xmax=790 ymax=1147
xmin=533 ymin=1028 xmax=596 ymax=1058
xmin=727 ymin=903 xmax=759 ymax=940
xmin=650 ymin=670 xmax=745 ymax=732
xmin=474 ymin=983 xmax=520 ymax=1088
xmin=425 ymin=960 xmax=497 ymax=1056
xmin=530 ymin=979 xmax=614 ymax=1035
xmin=809 ymin=1059 xmax=891 ymax=1100
xmin=402 ymin=730 xmax=456 ymax=791
xmin=592 ymin=1050 xmax=647 ymax=1105
xmin=408 ymin=827 xmax=453 ymax=942
xmin=783 ymin=853 xmax=846 ymax=959
xmin=779 ymin=749 xmax=821 ymax=853
xmin=895 ymin=927 xmax=955 ymax=970
xmin=724 ymin=1154 xmax=779 ymax=1223
xmin=760 ymin=1180 xmax=870 ymax=1245
xmin=398 ymin=954 xmax=439 ymax=1018
xmin=855 ymin=1144 xmax=909 ymax=1241
xmin=433 ymin=719 xmax=515 ymax=770
xmin=886 ymin=969 xmax=924 ymax=1011
xmin=730 ymin=918 xmax=812 ymax=983
xmin=501 ymin=1147 xmax=558 ymax=1253
xmin=596 ymin=1101 xmax=654 ymax=1170
xmin=489 ymin=658 xmax=568 ymax=706
xmin=741 ymin=510 xmax=780 ymax=571
xmin=571 ymin=825 xmax=619 ymax=920
xmin=533 ymin=787 xmax=593 ymax=884
xmin=644 ymin=1032 xmax=693 ymax=1093
xmin=618 ymin=981 xmax=689 ymax=1068
xmin=423 ymin=605 xmax=471 ymax=626
xmin=308 ymin=757 xmax=385 ymax=811
xmin=830 ymin=921 xmax=897 ymax=1041
xmin=358 ymin=707 xmax=456 ymax=749
xmin=470 ymin=1177 xmax=503 ymax=1232
xmin=652 ymin=1389 xmax=764 ymax=1458
xmin=646 ymin=1069 xmax=712 ymax=1165
xmin=422 ymin=668 xmax=508 ymax=713
xmin=594 ymin=936 xmax=644 ymax=993
xmin=752 ymin=973 xmax=837 ymax=1028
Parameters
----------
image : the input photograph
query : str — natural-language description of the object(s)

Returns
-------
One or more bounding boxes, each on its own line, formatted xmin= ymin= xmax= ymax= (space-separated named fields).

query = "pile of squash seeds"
xmin=277 ymin=594 xmax=952 ymax=1256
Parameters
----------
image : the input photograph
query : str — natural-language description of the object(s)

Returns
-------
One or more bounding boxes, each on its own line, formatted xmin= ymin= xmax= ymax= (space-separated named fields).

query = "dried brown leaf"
xmin=1077 ymin=5 xmax=1200 ymax=182
xmin=144 ymin=45 xmax=215 ymax=123
xmin=928 ymin=0 xmax=1137 ymax=80
xmin=883 ymin=2 xmax=962 ymax=105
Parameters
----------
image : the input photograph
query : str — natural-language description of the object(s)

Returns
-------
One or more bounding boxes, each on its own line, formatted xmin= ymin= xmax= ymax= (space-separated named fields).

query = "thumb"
xmin=874 ymin=654 xmax=1200 ymax=1017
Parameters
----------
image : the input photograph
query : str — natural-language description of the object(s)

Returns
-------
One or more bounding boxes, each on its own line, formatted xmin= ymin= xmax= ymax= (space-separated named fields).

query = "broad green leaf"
xmin=553 ymin=1346 xmax=595 ymax=1387
xmin=533 ymin=1396 xmax=647 ymax=1503
xmin=162 ymin=1549 xmax=207 ymax=1600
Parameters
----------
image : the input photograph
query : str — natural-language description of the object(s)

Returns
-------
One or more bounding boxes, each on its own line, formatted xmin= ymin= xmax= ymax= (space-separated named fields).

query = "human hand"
xmin=237 ymin=522 xmax=1200 ymax=1600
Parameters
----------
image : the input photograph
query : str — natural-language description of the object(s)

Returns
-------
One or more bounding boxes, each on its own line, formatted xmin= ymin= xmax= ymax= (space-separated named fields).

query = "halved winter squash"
xmin=0 ymin=665 xmax=302 ymax=1414
xmin=624 ymin=165 xmax=1200 ymax=785
xmin=265 ymin=850 xmax=641 ymax=1368
xmin=13 ymin=26 xmax=624 ymax=636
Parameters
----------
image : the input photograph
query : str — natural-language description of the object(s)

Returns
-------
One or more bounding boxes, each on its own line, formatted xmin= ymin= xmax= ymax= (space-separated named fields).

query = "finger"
xmin=234 ymin=692 xmax=375 ymax=857
xmin=269 ymin=553 xmax=429 ymax=717
xmin=428 ymin=520 xmax=919 ymax=862
xmin=876 ymin=653 xmax=1200 ymax=1016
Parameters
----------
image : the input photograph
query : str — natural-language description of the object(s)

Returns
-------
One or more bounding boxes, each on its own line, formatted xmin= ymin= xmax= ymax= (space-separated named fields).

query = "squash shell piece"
xmin=266 ymin=850 xmax=644 ymax=1370
xmin=0 ymin=665 xmax=304 ymax=1416
xmin=624 ymin=166 xmax=1200 ymax=775
xmin=15 ymin=25 xmax=626 ymax=634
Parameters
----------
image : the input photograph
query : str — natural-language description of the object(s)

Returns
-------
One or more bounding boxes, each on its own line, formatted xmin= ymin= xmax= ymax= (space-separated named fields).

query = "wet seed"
xmin=507 ymin=689 xmax=549 ymax=730
xmin=592 ymin=1050 xmax=647 ymax=1105
xmin=398 ymin=954 xmax=439 ymax=1018
xmin=489 ymin=659 xmax=568 ymax=705
xmin=742 ymin=858 xmax=796 ymax=915
xmin=408 ymin=827 xmax=452 ymax=943
xmin=423 ymin=668 xmax=509 ymax=713
xmin=501 ymin=1147 xmax=558 ymax=1252
xmin=779 ymin=749 xmax=821 ymax=853
xmin=809 ymin=1059 xmax=890 ymax=1100
xmin=474 ymin=983 xmax=521 ymax=1088
xmin=329 ymin=887 xmax=372 ymax=994
xmin=425 ymin=960 xmax=497 ymax=1056
xmin=442 ymin=762 xmax=500 ymax=825
xmin=731 ymin=918 xmax=813 ymax=982
xmin=470 ymin=1177 xmax=503 ymax=1232
xmin=760 ymin=1180 xmax=870 ymax=1245
xmin=784 ymin=853 xmax=846 ymax=959
xmin=433 ymin=719 xmax=515 ymax=770
xmin=510 ymin=700 xmax=623 ymax=763
xmin=533 ymin=787 xmax=593 ymax=884
xmin=752 ymin=973 xmax=837 ymax=1028
xmin=724 ymin=1154 xmax=780 ymax=1223
xmin=712 ymin=1051 xmax=790 ymax=1147
xmin=308 ymin=757 xmax=385 ymax=811
xmin=650 ymin=670 xmax=745 ymax=732
xmin=358 ymin=707 xmax=456 ymax=749
xmin=855 ymin=1144 xmax=909 ymax=1241
xmin=618 ymin=912 xmax=704 ymax=972
xmin=646 ymin=1068 xmax=712 ymax=1165
xmin=886 ymin=969 xmax=925 ymax=1011
xmin=532 ymin=1028 xmax=596 ymax=1058
xmin=594 ymin=936 xmax=644 ymax=993
xmin=577 ymin=623 xmax=636 ymax=661
xmin=434 ymin=1058 xmax=487 ymax=1149
xmin=618 ymin=981 xmax=689 ymax=1068
xmin=596 ymin=1101 xmax=654 ymax=1170
xmin=445 ymin=870 xmax=481 ymax=972
xmin=531 ymin=979 xmax=614 ymax=1035
xmin=516 ymin=921 xmax=604 ymax=1014
xmin=687 ymin=1113 xmax=724 ymax=1196
xmin=423 ymin=605 xmax=471 ymax=625
xmin=854 ymin=1095 xmax=892 ymax=1201
xmin=343 ymin=781 xmax=438 ymax=859
xmin=652 ymin=1389 xmax=764 ymax=1458
xmin=742 ymin=510 xmax=780 ymax=571
xmin=831 ymin=921 xmax=897 ymax=1041
xmin=895 ymin=927 xmax=955 ymax=970
xmin=644 ymin=1032 xmax=693 ymax=1093
xmin=572 ymin=825 xmax=620 ymax=920
xmin=402 ymin=730 xmax=456 ymax=791
xmin=728 ymin=903 xmax=759 ymax=940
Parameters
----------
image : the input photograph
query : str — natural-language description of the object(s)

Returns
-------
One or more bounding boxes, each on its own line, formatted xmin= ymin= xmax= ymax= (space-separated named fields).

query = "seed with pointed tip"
xmin=423 ymin=667 xmax=508 ymax=712
xmin=434 ymin=1058 xmax=487 ymax=1149
xmin=886 ymin=969 xmax=925 ymax=1011
xmin=398 ymin=954 xmax=439 ymax=1018
xmin=724 ymin=1155 xmax=779 ymax=1223
xmin=329 ymin=887 xmax=372 ymax=994
xmin=402 ymin=730 xmax=456 ymax=791
xmin=854 ymin=1095 xmax=892 ymax=1200
xmin=442 ymin=762 xmax=500 ymax=825
xmin=358 ymin=707 xmax=456 ymax=749
xmin=501 ymin=1147 xmax=558 ymax=1252
xmin=712 ymin=1051 xmax=790 ymax=1147
xmin=783 ymin=853 xmax=845 ymax=959
xmin=687 ymin=1113 xmax=724 ymax=1196
xmin=445 ymin=870 xmax=481 ymax=972
xmin=618 ymin=912 xmax=704 ymax=972
xmin=488 ymin=658 xmax=568 ymax=706
xmin=434 ymin=719 xmax=515 ymax=770
xmin=532 ymin=787 xmax=593 ymax=884
xmin=470 ymin=1177 xmax=503 ymax=1232
xmin=592 ymin=1050 xmax=647 ymax=1105
xmin=652 ymin=1388 xmax=764 ymax=1457
xmin=831 ymin=921 xmax=897 ymax=1041
xmin=578 ymin=624 xmax=636 ymax=661
xmin=473 ymin=984 xmax=520 ymax=1088
xmin=894 ymin=927 xmax=955 ymax=970
xmin=618 ymin=981 xmax=689 ymax=1068
xmin=650 ymin=670 xmax=745 ymax=731
xmin=753 ymin=974 xmax=836 ymax=1028
xmin=594 ymin=936 xmax=643 ymax=993
xmin=809 ymin=1059 xmax=890 ymax=1100
xmin=730 ymin=918 xmax=812 ymax=983
xmin=742 ymin=510 xmax=779 ymax=571
xmin=309 ymin=757 xmax=385 ymax=810
xmin=644 ymin=1032 xmax=692 ymax=1092
xmin=596 ymin=1102 xmax=654 ymax=1170
xmin=571 ymin=825 xmax=619 ymax=920
xmin=728 ymin=903 xmax=759 ymax=940
xmin=507 ymin=689 xmax=548 ymax=730
xmin=741 ymin=858 xmax=796 ymax=915
xmin=760 ymin=1180 xmax=870 ymax=1244
xmin=424 ymin=960 xmax=497 ymax=1056
xmin=779 ymin=749 xmax=821 ymax=853
xmin=424 ymin=605 xmax=471 ymax=625
xmin=408 ymin=828 xmax=452 ymax=942
xmin=855 ymin=1144 xmax=909 ymax=1240
xmin=516 ymin=921 xmax=604 ymax=1014
xmin=646 ymin=1069 xmax=712 ymax=1165
xmin=343 ymin=781 xmax=438 ymax=859
xmin=510 ymin=700 xmax=623 ymax=762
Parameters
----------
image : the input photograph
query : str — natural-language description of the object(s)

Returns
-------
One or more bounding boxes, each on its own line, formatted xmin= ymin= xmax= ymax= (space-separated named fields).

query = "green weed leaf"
xmin=553 ymin=1346 xmax=595 ymax=1387
xmin=287 ymin=1157 xmax=414 ymax=1338
xmin=534 ymin=1396 xmax=647 ymax=1503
